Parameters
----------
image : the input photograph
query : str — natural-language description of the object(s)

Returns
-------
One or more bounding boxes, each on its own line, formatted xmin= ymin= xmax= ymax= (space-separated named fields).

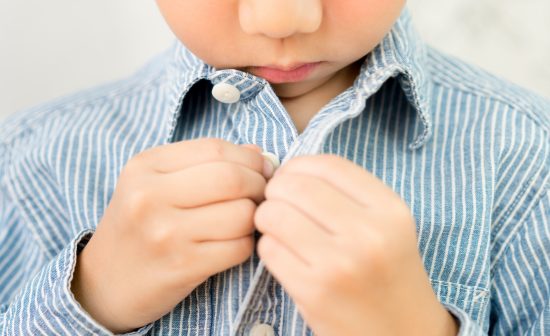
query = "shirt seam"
xmin=429 ymin=79 xmax=549 ymax=137
xmin=491 ymin=178 xmax=549 ymax=273
xmin=0 ymin=75 xmax=163 ymax=259
xmin=1 ymin=142 xmax=52 ymax=265
xmin=0 ymin=67 xmax=166 ymax=146
xmin=426 ymin=46 xmax=550 ymax=131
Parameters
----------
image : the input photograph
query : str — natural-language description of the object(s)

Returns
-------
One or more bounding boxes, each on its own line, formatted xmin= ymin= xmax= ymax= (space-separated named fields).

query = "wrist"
xmin=71 ymin=244 xmax=133 ymax=334
xmin=398 ymin=260 xmax=459 ymax=336
xmin=438 ymin=305 xmax=460 ymax=336
xmin=419 ymin=288 xmax=459 ymax=336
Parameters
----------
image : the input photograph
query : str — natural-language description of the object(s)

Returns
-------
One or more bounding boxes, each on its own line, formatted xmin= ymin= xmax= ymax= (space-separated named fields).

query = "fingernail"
xmin=263 ymin=159 xmax=274 ymax=179
xmin=261 ymin=152 xmax=280 ymax=179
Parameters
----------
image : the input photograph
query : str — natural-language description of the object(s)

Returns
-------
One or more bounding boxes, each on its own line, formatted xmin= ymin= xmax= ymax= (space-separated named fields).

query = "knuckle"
xmin=367 ymin=243 xmax=391 ymax=273
xmin=122 ymin=155 xmax=146 ymax=177
xmin=146 ymin=224 xmax=175 ymax=254
xmin=275 ymin=175 xmax=309 ymax=197
xmin=218 ymin=165 xmax=246 ymax=195
xmin=265 ymin=175 xmax=295 ymax=199
xmin=236 ymin=198 xmax=257 ymax=215
xmin=318 ymin=256 xmax=356 ymax=288
xmin=124 ymin=187 xmax=154 ymax=221
xmin=254 ymin=201 xmax=280 ymax=233
xmin=234 ymin=199 xmax=256 ymax=235
xmin=203 ymin=138 xmax=227 ymax=160
xmin=352 ymin=233 xmax=391 ymax=274
xmin=292 ymin=175 xmax=310 ymax=190
xmin=129 ymin=148 xmax=155 ymax=168
xmin=233 ymin=236 xmax=255 ymax=262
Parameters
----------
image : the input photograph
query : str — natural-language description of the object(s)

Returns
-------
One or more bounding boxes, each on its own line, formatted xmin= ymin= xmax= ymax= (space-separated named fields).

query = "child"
xmin=1 ymin=1 xmax=548 ymax=335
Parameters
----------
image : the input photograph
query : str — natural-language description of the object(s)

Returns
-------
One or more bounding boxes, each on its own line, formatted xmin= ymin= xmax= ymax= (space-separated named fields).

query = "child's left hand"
xmin=254 ymin=155 xmax=458 ymax=336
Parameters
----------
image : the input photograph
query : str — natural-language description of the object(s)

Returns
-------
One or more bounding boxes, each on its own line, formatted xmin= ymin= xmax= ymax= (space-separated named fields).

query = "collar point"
xmin=407 ymin=127 xmax=433 ymax=151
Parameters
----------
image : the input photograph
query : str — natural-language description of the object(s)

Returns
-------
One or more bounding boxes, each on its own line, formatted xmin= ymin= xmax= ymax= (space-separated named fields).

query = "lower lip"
xmin=251 ymin=62 xmax=323 ymax=83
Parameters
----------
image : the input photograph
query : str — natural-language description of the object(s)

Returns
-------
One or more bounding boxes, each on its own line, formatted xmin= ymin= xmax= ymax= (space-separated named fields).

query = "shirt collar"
xmin=158 ymin=7 xmax=433 ymax=150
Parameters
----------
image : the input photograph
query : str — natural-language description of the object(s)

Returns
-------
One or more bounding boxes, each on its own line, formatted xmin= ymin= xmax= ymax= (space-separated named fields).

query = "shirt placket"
xmin=231 ymin=85 xmax=371 ymax=336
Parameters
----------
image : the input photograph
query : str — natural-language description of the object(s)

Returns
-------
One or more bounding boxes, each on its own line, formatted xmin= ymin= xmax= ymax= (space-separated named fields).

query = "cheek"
xmin=340 ymin=0 xmax=405 ymax=33
xmin=156 ymin=0 xmax=239 ymax=67
xmin=325 ymin=0 xmax=405 ymax=59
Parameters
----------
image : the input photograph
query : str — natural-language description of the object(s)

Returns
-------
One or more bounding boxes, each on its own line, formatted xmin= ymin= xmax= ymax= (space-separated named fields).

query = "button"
xmin=249 ymin=323 xmax=276 ymax=336
xmin=262 ymin=151 xmax=280 ymax=170
xmin=212 ymin=82 xmax=241 ymax=104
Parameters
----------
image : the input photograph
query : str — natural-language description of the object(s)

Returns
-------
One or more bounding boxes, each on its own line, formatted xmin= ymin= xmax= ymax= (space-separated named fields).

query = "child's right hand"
xmin=70 ymin=138 xmax=273 ymax=334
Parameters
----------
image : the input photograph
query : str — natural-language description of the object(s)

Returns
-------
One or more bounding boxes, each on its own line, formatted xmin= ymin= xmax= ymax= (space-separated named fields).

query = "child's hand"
xmin=71 ymin=139 xmax=272 ymax=333
xmin=255 ymin=155 xmax=459 ymax=336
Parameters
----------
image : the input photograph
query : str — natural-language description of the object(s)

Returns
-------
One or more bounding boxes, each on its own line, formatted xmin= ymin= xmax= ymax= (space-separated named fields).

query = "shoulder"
xmin=425 ymin=46 xmax=549 ymax=175
xmin=425 ymin=46 xmax=550 ymax=135
xmin=0 ymin=48 xmax=170 ymax=166
xmin=425 ymin=47 xmax=549 ymax=254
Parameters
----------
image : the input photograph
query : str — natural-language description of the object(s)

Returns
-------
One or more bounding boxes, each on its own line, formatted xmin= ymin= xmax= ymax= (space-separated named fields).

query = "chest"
xmin=6 ymin=86 xmax=497 ymax=335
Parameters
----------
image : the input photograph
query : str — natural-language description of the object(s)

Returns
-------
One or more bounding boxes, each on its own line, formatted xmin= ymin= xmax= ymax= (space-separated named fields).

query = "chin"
xmin=270 ymin=80 xmax=319 ymax=98
xmin=271 ymin=71 xmax=339 ymax=98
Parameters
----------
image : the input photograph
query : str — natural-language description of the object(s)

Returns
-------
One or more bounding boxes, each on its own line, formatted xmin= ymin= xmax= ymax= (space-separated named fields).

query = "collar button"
xmin=212 ymin=82 xmax=241 ymax=104
xmin=262 ymin=152 xmax=281 ymax=170
xmin=248 ymin=323 xmax=276 ymax=336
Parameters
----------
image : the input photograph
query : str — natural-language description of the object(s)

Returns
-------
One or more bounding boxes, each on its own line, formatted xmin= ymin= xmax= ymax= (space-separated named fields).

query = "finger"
xmin=265 ymin=173 xmax=366 ymax=234
xmin=158 ymin=161 xmax=267 ymax=207
xmin=257 ymin=235 xmax=312 ymax=302
xmin=137 ymin=138 xmax=269 ymax=178
xmin=240 ymin=144 xmax=262 ymax=153
xmin=194 ymin=235 xmax=255 ymax=276
xmin=254 ymin=199 xmax=333 ymax=265
xmin=173 ymin=198 xmax=256 ymax=242
xmin=241 ymin=144 xmax=276 ymax=179
xmin=276 ymin=155 xmax=397 ymax=207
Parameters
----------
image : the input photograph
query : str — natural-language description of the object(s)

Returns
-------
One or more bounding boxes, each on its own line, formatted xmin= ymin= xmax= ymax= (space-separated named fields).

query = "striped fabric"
xmin=1 ymin=7 xmax=549 ymax=336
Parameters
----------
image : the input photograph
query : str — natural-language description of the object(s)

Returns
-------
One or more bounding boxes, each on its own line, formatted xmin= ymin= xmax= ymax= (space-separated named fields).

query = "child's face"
xmin=156 ymin=0 xmax=405 ymax=98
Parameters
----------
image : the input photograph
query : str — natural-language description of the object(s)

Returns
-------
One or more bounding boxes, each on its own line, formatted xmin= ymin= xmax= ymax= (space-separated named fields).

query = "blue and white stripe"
xmin=1 ymin=7 xmax=549 ymax=336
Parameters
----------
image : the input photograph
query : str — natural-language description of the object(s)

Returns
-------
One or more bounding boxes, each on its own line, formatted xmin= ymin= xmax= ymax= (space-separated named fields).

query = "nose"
xmin=238 ymin=0 xmax=323 ymax=39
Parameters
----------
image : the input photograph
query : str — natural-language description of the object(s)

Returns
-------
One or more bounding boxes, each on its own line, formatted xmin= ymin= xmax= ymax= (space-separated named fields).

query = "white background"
xmin=1 ymin=1 xmax=549 ymax=120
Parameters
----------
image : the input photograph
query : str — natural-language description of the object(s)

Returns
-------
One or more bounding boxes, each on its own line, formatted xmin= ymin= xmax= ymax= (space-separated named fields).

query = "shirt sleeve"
xmin=436 ymin=190 xmax=549 ymax=336
xmin=489 ymin=189 xmax=550 ymax=335
xmin=0 ymin=144 xmax=154 ymax=335
xmin=439 ymin=304 xmax=485 ymax=335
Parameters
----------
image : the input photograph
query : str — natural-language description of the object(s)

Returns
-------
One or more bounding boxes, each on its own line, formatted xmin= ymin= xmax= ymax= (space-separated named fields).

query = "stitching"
xmin=491 ymin=185 xmax=549 ymax=271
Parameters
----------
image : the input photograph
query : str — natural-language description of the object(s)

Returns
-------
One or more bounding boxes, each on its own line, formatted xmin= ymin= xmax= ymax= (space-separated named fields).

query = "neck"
xmin=278 ymin=60 xmax=362 ymax=134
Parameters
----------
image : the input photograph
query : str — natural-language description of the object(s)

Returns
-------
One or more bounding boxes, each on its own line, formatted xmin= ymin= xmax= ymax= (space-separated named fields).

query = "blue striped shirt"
xmin=1 ymin=8 xmax=549 ymax=336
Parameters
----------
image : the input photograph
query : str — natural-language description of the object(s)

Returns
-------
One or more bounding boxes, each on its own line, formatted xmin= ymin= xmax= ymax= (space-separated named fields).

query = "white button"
xmin=262 ymin=151 xmax=280 ymax=170
xmin=249 ymin=323 xmax=275 ymax=336
xmin=212 ymin=83 xmax=241 ymax=104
